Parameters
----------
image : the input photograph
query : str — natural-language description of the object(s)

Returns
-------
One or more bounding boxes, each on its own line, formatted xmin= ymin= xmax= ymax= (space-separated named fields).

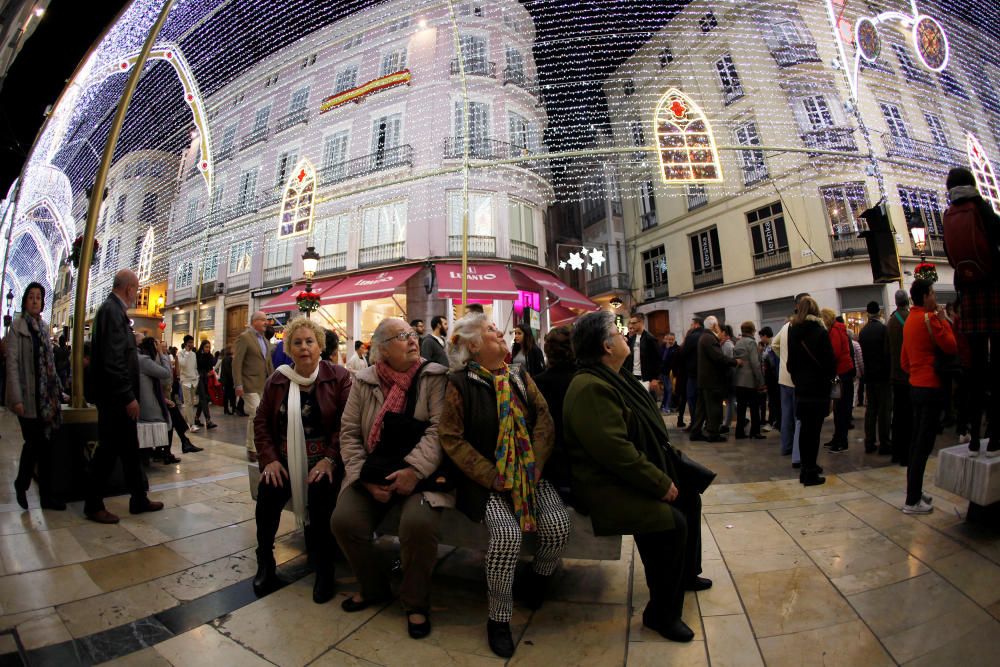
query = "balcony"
xmin=587 ymin=272 xmax=630 ymax=297
xmin=911 ymin=234 xmax=946 ymax=258
xmin=448 ymin=235 xmax=496 ymax=257
xmin=263 ymin=264 xmax=291 ymax=286
xmin=722 ymin=85 xmax=744 ymax=106
xmin=450 ymin=58 xmax=496 ymax=78
xmin=692 ymin=265 xmax=724 ymax=289
xmin=830 ymin=233 xmax=868 ymax=259
xmin=274 ymin=107 xmax=309 ymax=134
xmin=231 ymin=198 xmax=259 ymax=219
xmin=770 ymin=42 xmax=822 ymax=68
xmin=582 ymin=205 xmax=606 ymax=228
xmin=510 ymin=240 xmax=538 ymax=263
xmin=359 ymin=241 xmax=405 ymax=267
xmin=687 ymin=189 xmax=709 ymax=211
xmin=443 ymin=138 xmax=550 ymax=180
xmin=216 ymin=144 xmax=235 ymax=162
xmin=741 ymin=163 xmax=769 ymax=186
xmin=752 ymin=248 xmax=792 ymax=275
xmin=240 ymin=126 xmax=269 ymax=151
xmin=800 ymin=127 xmax=858 ymax=154
xmin=319 ymin=144 xmax=413 ymax=187
xmin=640 ymin=211 xmax=658 ymax=230
xmin=882 ymin=134 xmax=966 ymax=166
xmin=503 ymin=68 xmax=538 ymax=98
xmin=317 ymin=252 xmax=347 ymax=274
xmin=227 ymin=272 xmax=250 ymax=292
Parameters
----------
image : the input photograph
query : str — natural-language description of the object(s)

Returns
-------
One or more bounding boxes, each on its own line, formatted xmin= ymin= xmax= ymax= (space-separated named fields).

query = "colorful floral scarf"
xmin=25 ymin=314 xmax=62 ymax=437
xmin=470 ymin=361 xmax=537 ymax=532
xmin=366 ymin=358 xmax=424 ymax=452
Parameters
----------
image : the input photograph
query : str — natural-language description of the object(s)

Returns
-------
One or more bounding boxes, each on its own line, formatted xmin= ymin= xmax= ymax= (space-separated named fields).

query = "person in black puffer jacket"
xmin=787 ymin=297 xmax=836 ymax=486
xmin=532 ymin=326 xmax=575 ymax=502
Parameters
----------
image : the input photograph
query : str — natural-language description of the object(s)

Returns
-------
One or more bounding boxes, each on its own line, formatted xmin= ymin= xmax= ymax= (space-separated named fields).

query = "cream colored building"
xmin=605 ymin=0 xmax=999 ymax=336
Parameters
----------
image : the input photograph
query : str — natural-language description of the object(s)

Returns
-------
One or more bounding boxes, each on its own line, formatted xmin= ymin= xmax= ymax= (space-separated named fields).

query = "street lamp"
xmin=3 ymin=288 xmax=12 ymax=334
xmin=907 ymin=214 xmax=927 ymax=262
xmin=609 ymin=296 xmax=623 ymax=310
xmin=301 ymin=246 xmax=320 ymax=318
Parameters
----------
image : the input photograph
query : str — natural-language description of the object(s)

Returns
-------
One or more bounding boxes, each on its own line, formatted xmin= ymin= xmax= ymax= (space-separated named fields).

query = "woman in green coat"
xmin=564 ymin=311 xmax=710 ymax=643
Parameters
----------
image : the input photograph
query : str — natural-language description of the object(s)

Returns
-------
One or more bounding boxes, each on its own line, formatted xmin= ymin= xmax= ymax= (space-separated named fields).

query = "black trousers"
xmin=196 ymin=374 xmax=212 ymax=422
xmin=967 ymin=333 xmax=1000 ymax=450
xmin=908 ymin=387 xmax=943 ymax=506
xmin=766 ymin=380 xmax=781 ymax=426
xmin=223 ymin=382 xmax=237 ymax=413
xmin=832 ymin=373 xmax=855 ymax=446
xmin=674 ymin=375 xmax=688 ymax=423
xmin=796 ymin=399 xmax=829 ymax=476
xmin=255 ymin=475 xmax=338 ymax=571
xmin=695 ymin=388 xmax=724 ymax=437
xmin=16 ymin=417 xmax=54 ymax=500
xmin=633 ymin=488 xmax=702 ymax=623
xmin=735 ymin=387 xmax=761 ymax=436
xmin=864 ymin=381 xmax=892 ymax=449
xmin=85 ymin=405 xmax=149 ymax=514
xmin=891 ymin=382 xmax=912 ymax=464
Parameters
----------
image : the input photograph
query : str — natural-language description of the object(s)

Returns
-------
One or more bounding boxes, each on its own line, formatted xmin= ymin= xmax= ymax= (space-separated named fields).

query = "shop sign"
xmin=172 ymin=311 xmax=190 ymax=330
xmin=252 ymin=285 xmax=291 ymax=298
xmin=198 ymin=306 xmax=215 ymax=331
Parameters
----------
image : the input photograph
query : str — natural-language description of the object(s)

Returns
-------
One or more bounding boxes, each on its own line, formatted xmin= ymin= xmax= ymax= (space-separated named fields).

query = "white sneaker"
xmin=958 ymin=434 xmax=972 ymax=445
xmin=902 ymin=500 xmax=934 ymax=515
xmin=761 ymin=425 xmax=772 ymax=433
xmin=921 ymin=493 xmax=933 ymax=505
xmin=189 ymin=425 xmax=200 ymax=433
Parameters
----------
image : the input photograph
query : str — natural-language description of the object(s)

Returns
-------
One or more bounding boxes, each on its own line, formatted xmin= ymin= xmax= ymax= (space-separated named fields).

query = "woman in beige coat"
xmin=331 ymin=317 xmax=450 ymax=640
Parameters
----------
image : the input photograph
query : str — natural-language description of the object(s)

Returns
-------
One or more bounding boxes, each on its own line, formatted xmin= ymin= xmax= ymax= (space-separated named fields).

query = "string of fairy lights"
xmin=2 ymin=0 xmax=1000 ymax=320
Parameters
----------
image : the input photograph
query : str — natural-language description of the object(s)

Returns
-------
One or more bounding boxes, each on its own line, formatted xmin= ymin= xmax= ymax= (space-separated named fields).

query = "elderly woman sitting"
xmin=331 ymin=317 xmax=449 ymax=640
xmin=253 ymin=317 xmax=352 ymax=604
xmin=439 ymin=313 xmax=570 ymax=659
xmin=563 ymin=311 xmax=711 ymax=643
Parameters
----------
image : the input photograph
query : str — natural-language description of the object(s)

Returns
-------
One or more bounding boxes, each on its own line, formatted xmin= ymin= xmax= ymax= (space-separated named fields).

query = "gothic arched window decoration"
xmin=137 ymin=227 xmax=155 ymax=283
xmin=278 ymin=157 xmax=316 ymax=238
xmin=967 ymin=133 xmax=1000 ymax=214
xmin=654 ymin=88 xmax=724 ymax=184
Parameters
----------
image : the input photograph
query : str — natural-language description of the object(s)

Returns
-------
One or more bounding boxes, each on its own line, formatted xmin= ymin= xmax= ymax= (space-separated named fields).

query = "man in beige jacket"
xmin=233 ymin=311 xmax=274 ymax=460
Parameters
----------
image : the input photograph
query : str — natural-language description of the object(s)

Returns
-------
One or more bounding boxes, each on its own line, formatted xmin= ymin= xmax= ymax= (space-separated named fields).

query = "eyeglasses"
xmin=385 ymin=331 xmax=420 ymax=342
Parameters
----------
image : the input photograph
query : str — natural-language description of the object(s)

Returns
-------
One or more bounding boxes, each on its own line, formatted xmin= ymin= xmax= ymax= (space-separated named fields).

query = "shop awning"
xmin=321 ymin=265 xmax=421 ymax=303
xmin=260 ymin=277 xmax=344 ymax=313
xmin=549 ymin=304 xmax=581 ymax=326
xmin=512 ymin=266 xmax=597 ymax=311
xmin=437 ymin=263 xmax=520 ymax=300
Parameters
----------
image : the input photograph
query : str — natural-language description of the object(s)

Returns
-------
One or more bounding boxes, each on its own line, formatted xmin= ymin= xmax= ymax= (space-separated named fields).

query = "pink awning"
xmin=549 ymin=304 xmax=581 ymax=326
xmin=321 ymin=266 xmax=421 ymax=303
xmin=437 ymin=263 xmax=520 ymax=300
xmin=512 ymin=266 xmax=597 ymax=310
xmin=260 ymin=277 xmax=344 ymax=312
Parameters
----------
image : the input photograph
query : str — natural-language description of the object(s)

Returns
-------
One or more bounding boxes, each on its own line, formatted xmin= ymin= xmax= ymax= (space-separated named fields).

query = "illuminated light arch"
xmin=967 ymin=133 xmax=1000 ymax=214
xmin=825 ymin=0 xmax=950 ymax=101
xmin=653 ymin=88 xmax=723 ymax=184
xmin=137 ymin=226 xmax=155 ymax=284
xmin=107 ymin=43 xmax=213 ymax=193
xmin=278 ymin=158 xmax=317 ymax=238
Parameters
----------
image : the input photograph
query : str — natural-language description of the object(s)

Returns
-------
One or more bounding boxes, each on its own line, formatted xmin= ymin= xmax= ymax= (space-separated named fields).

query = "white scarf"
xmin=276 ymin=363 xmax=320 ymax=529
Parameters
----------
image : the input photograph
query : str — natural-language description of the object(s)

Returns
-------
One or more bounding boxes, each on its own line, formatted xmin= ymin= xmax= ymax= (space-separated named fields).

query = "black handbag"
xmin=665 ymin=445 xmax=717 ymax=494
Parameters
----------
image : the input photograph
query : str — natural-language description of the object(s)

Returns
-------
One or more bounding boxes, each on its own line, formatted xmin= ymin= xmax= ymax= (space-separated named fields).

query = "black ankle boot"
xmin=252 ymin=549 xmax=283 ymax=597
xmin=487 ymin=620 xmax=515 ymax=658
xmin=14 ymin=479 xmax=28 ymax=510
xmin=312 ymin=566 xmax=335 ymax=604
xmin=519 ymin=569 xmax=552 ymax=610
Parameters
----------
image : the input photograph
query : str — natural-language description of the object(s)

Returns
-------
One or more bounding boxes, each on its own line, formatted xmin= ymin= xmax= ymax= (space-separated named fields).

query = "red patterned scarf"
xmin=366 ymin=358 xmax=424 ymax=452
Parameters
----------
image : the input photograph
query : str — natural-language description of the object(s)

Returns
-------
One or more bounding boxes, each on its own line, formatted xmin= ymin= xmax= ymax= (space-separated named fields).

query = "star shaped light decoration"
xmin=559 ymin=260 xmax=567 ymax=269
xmin=567 ymin=252 xmax=585 ymax=271
xmin=589 ymin=248 xmax=606 ymax=266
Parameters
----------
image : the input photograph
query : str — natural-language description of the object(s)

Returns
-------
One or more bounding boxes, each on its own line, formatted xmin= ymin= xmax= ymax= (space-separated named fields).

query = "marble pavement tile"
xmin=337 ymin=587 xmax=517 ymax=666
xmin=702 ymin=614 xmax=764 ymax=667
xmin=988 ymin=599 xmax=1000 ymax=622
xmin=57 ymin=579 xmax=179 ymax=638
xmin=213 ymin=577 xmax=380 ymax=667
xmin=548 ymin=555 xmax=631 ymax=605
xmin=310 ymin=648 xmax=384 ymax=666
xmin=723 ymin=545 xmax=811 ymax=577
xmin=163 ymin=522 xmax=258 ymax=566
xmin=882 ymin=521 xmax=966 ymax=562
xmin=839 ymin=495 xmax=913 ymax=531
xmin=696 ymin=558 xmax=743 ymax=617
xmin=82 ymin=545 xmax=195 ymax=592
xmin=0 ymin=607 xmax=72 ymax=650
xmin=153 ymin=625 xmax=274 ymax=667
xmin=807 ymin=532 xmax=910 ymax=579
xmin=705 ymin=511 xmax=799 ymax=554
xmin=0 ymin=526 xmax=90 ymax=573
xmin=509 ymin=601 xmax=627 ymax=667
xmin=881 ymin=604 xmax=995 ymax=664
xmin=118 ymin=505 xmax=230 ymax=547
xmin=928 ymin=548 xmax=1000 ymax=607
xmin=0 ymin=563 xmax=102 ymax=614
xmin=0 ymin=507 xmax=88 ymax=535
xmin=733 ymin=566 xmax=857 ymax=638
xmin=829 ymin=555 xmax=929 ymax=596
xmin=96 ymin=645 xmax=173 ymax=666
xmin=904 ymin=617 xmax=1000 ymax=667
xmin=626 ymin=639 xmax=708 ymax=666
xmin=156 ymin=550 xmax=258 ymax=602
xmin=147 ymin=481 xmax=241 ymax=510
xmin=701 ymin=518 xmax=722 ymax=561
xmin=757 ymin=619 xmax=893 ymax=667
xmin=65 ymin=522 xmax=149 ymax=560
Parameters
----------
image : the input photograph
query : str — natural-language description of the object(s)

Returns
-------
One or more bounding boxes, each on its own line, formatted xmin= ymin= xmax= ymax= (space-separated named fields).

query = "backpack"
xmin=943 ymin=200 xmax=996 ymax=287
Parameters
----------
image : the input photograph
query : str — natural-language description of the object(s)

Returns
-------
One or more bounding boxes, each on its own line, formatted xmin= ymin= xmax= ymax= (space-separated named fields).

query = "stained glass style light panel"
xmin=654 ymin=88 xmax=723 ymax=184
xmin=278 ymin=158 xmax=316 ymax=238
xmin=967 ymin=133 xmax=1000 ymax=214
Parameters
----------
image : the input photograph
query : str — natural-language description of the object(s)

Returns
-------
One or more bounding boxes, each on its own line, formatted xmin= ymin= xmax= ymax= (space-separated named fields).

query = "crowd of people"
xmin=2 ymin=167 xmax=997 ymax=656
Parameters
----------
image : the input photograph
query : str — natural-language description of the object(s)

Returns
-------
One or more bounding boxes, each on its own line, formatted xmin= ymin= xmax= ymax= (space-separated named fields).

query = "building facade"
xmin=606 ymin=0 xmax=999 ymax=336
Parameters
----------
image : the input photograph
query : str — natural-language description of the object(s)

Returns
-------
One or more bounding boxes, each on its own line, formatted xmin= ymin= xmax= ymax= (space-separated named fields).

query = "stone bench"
xmin=248 ymin=463 xmax=622 ymax=560
xmin=934 ymin=444 xmax=1000 ymax=527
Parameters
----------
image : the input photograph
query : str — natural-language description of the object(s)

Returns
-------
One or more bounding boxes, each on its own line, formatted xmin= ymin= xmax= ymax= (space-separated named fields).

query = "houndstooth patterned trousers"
xmin=483 ymin=479 xmax=571 ymax=622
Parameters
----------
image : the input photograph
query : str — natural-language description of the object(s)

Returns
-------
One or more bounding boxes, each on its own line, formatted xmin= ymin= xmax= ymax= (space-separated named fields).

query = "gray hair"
xmin=572 ymin=310 xmax=617 ymax=367
xmin=447 ymin=312 xmax=489 ymax=370
xmin=894 ymin=289 xmax=910 ymax=308
xmin=283 ymin=317 xmax=326 ymax=353
xmin=369 ymin=317 xmax=407 ymax=364
xmin=703 ymin=315 xmax=719 ymax=330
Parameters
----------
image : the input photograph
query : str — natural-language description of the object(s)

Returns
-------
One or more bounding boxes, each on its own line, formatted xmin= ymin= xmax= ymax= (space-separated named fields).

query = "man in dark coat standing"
xmin=690 ymin=316 xmax=740 ymax=442
xmin=85 ymin=269 xmax=163 ymax=524
xmin=887 ymin=289 xmax=911 ymax=465
xmin=625 ymin=312 xmax=662 ymax=389
xmin=858 ymin=301 xmax=891 ymax=454
xmin=680 ymin=317 xmax=705 ymax=430
xmin=419 ymin=315 xmax=449 ymax=367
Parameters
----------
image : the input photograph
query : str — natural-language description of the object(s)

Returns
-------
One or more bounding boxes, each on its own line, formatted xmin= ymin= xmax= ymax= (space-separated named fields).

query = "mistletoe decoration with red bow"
xmin=69 ymin=235 xmax=100 ymax=269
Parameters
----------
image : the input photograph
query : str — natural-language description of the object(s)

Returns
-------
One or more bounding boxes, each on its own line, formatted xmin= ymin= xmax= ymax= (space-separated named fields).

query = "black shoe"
xmin=182 ymin=442 xmax=203 ymax=453
xmin=162 ymin=454 xmax=182 ymax=464
xmin=734 ymin=432 xmax=747 ymax=440
xmin=252 ymin=562 xmax=284 ymax=597
xmin=676 ymin=421 xmax=687 ymax=429
xmin=341 ymin=594 xmax=388 ymax=612
xmin=236 ymin=410 xmax=248 ymax=417
xmin=719 ymin=426 xmax=730 ymax=434
xmin=706 ymin=435 xmax=727 ymax=443
xmin=487 ymin=620 xmax=515 ymax=658
xmin=194 ymin=420 xmax=204 ymax=427
xmin=689 ymin=431 xmax=707 ymax=441
xmin=864 ymin=443 xmax=877 ymax=454
xmin=40 ymin=497 xmax=67 ymax=511
xmin=407 ymin=610 xmax=431 ymax=639
xmin=751 ymin=434 xmax=766 ymax=440
xmin=878 ymin=446 xmax=892 ymax=456
xmin=801 ymin=474 xmax=827 ymax=487
xmin=642 ymin=614 xmax=694 ymax=643
xmin=14 ymin=480 xmax=28 ymax=510
xmin=312 ymin=568 xmax=336 ymax=604
xmin=206 ymin=422 xmax=218 ymax=430
xmin=830 ymin=444 xmax=848 ymax=453
xmin=792 ymin=462 xmax=801 ymax=469
xmin=684 ymin=576 xmax=713 ymax=591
